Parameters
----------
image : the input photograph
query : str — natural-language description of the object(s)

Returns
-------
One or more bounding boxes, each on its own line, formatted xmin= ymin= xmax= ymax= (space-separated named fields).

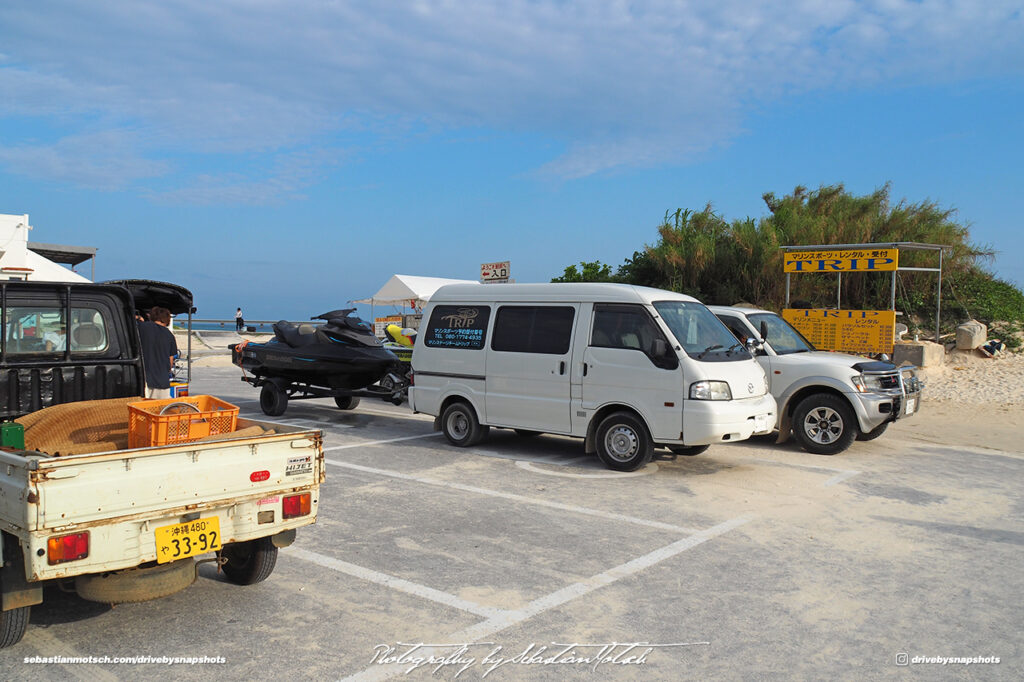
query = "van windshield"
xmin=653 ymin=301 xmax=751 ymax=362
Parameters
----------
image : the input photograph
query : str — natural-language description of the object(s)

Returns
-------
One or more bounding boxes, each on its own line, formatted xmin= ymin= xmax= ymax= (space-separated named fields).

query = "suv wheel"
xmin=792 ymin=393 xmax=857 ymax=455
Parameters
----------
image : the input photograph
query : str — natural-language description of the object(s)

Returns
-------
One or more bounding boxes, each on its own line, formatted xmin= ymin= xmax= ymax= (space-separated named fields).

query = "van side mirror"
xmin=760 ymin=320 xmax=768 ymax=341
xmin=651 ymin=338 xmax=667 ymax=357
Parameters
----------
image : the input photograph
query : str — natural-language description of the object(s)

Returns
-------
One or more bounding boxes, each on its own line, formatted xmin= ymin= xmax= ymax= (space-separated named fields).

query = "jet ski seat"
xmin=273 ymin=320 xmax=321 ymax=348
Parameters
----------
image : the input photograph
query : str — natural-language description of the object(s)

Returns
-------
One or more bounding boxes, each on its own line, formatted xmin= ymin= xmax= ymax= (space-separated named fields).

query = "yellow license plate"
xmin=154 ymin=517 xmax=222 ymax=563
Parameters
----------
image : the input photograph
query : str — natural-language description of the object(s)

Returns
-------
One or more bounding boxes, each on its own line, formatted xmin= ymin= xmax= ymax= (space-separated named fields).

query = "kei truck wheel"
xmin=220 ymin=537 xmax=278 ymax=585
xmin=75 ymin=559 xmax=197 ymax=604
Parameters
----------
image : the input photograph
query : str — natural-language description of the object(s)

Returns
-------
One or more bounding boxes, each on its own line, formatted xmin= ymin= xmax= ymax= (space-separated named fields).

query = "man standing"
xmin=138 ymin=306 xmax=178 ymax=399
xmin=235 ymin=307 xmax=244 ymax=332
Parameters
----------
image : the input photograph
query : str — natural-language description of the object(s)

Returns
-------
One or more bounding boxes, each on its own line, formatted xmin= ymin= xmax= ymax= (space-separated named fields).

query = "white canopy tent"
xmin=352 ymin=274 xmax=478 ymax=309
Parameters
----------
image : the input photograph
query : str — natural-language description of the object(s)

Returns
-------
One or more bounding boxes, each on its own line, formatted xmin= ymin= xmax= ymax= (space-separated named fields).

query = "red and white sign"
xmin=480 ymin=261 xmax=510 ymax=283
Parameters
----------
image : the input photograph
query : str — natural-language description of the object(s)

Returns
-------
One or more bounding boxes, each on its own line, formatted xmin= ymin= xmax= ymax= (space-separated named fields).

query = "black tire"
xmin=440 ymin=402 xmax=489 ymax=447
xmin=259 ymin=381 xmax=288 ymax=416
xmin=0 ymin=604 xmax=29 ymax=649
xmin=220 ymin=537 xmax=278 ymax=585
xmin=856 ymin=422 xmax=890 ymax=441
xmin=792 ymin=393 xmax=858 ymax=455
xmin=334 ymin=396 xmax=361 ymax=410
xmin=595 ymin=412 xmax=653 ymax=471
xmin=668 ymin=444 xmax=710 ymax=456
xmin=514 ymin=429 xmax=541 ymax=438
xmin=75 ymin=559 xmax=196 ymax=604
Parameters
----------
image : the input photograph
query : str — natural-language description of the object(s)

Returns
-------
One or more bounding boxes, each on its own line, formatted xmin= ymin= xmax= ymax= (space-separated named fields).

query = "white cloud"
xmin=0 ymin=0 xmax=1020 ymax=194
xmin=0 ymin=130 xmax=168 ymax=189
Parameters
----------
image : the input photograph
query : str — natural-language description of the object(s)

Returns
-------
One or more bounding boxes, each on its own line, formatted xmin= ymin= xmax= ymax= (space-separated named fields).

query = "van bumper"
xmin=682 ymin=394 xmax=777 ymax=446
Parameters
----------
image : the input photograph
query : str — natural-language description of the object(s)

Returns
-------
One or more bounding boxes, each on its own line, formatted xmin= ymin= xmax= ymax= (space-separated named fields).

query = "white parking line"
xmin=341 ymin=515 xmax=750 ymax=681
xmin=325 ymin=459 xmax=700 ymax=534
xmin=751 ymin=457 xmax=860 ymax=487
xmin=515 ymin=459 xmax=658 ymax=478
xmin=324 ymin=433 xmax=443 ymax=451
xmin=23 ymin=629 xmax=120 ymax=682
xmin=287 ymin=547 xmax=509 ymax=619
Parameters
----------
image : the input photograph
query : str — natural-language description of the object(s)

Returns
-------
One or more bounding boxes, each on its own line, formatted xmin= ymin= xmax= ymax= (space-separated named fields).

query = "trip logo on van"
xmin=425 ymin=305 xmax=491 ymax=350
xmin=440 ymin=308 xmax=480 ymax=328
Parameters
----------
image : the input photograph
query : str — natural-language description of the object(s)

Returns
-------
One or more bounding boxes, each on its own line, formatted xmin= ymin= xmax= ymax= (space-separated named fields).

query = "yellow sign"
xmin=784 ymin=248 xmax=898 ymax=273
xmin=783 ymin=309 xmax=896 ymax=355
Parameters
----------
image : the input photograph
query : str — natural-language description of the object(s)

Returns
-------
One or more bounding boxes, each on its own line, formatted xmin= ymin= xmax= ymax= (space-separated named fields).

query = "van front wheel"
xmin=441 ymin=402 xmax=489 ymax=447
xmin=596 ymin=412 xmax=653 ymax=472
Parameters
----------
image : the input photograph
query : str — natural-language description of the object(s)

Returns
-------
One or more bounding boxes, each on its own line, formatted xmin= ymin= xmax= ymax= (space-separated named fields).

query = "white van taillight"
xmin=409 ymin=372 xmax=414 ymax=386
xmin=282 ymin=493 xmax=311 ymax=519
xmin=48 ymin=532 xmax=89 ymax=564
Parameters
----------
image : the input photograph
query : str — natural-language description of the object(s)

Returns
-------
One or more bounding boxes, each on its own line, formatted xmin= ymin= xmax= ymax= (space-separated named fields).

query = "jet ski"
xmin=232 ymin=309 xmax=399 ymax=390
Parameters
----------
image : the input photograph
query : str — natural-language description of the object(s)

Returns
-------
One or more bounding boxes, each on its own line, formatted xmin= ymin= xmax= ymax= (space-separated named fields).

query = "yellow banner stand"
xmin=781 ymin=242 xmax=946 ymax=354
xmin=782 ymin=309 xmax=897 ymax=355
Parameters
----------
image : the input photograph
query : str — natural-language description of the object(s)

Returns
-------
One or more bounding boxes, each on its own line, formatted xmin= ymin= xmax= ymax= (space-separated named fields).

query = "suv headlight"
xmin=689 ymin=380 xmax=732 ymax=400
xmin=851 ymin=374 xmax=885 ymax=393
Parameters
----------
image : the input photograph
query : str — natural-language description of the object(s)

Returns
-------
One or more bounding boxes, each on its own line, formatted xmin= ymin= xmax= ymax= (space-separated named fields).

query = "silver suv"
xmin=710 ymin=306 xmax=923 ymax=455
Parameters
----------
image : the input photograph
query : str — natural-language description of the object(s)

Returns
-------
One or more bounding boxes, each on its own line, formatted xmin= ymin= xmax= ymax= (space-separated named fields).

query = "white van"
xmin=409 ymin=283 xmax=776 ymax=471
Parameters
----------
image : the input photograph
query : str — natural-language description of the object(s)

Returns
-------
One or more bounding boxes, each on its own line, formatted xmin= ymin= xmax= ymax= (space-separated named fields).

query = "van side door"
xmin=485 ymin=304 xmax=577 ymax=433
xmin=581 ymin=303 xmax=682 ymax=442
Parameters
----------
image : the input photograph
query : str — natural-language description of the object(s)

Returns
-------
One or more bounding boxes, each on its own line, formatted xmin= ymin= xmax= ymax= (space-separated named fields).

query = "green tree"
xmin=551 ymin=261 xmax=614 ymax=283
xmin=552 ymin=183 xmax=1019 ymax=334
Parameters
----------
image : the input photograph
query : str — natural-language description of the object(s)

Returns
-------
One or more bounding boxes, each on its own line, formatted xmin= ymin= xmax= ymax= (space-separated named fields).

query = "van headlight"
xmin=689 ymin=380 xmax=732 ymax=400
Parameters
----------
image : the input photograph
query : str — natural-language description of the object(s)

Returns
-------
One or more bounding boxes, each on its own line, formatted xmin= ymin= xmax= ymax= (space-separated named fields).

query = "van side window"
xmin=491 ymin=306 xmax=574 ymax=354
xmin=591 ymin=304 xmax=677 ymax=369
xmin=423 ymin=305 xmax=491 ymax=349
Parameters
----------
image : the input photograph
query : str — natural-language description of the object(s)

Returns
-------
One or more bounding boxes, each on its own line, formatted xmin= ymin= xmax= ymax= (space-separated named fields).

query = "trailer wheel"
xmin=595 ymin=412 xmax=653 ymax=471
xmin=75 ymin=559 xmax=196 ymax=604
xmin=334 ymin=396 xmax=361 ymax=410
xmin=0 ymin=604 xmax=29 ymax=649
xmin=220 ymin=537 xmax=278 ymax=585
xmin=668 ymin=444 xmax=710 ymax=456
xmin=259 ymin=381 xmax=288 ymax=416
xmin=441 ymin=402 xmax=489 ymax=447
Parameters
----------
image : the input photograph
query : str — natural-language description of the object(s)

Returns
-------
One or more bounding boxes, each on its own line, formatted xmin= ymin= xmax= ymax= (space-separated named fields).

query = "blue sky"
xmin=1 ymin=0 xmax=1022 ymax=322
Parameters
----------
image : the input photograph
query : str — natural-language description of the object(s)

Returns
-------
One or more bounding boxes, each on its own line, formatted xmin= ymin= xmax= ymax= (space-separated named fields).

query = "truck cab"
xmin=0 ymin=281 xmax=144 ymax=419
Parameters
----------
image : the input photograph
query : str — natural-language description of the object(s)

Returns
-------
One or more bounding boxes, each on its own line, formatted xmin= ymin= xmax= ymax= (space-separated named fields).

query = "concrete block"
xmin=956 ymin=320 xmax=987 ymax=350
xmin=893 ymin=341 xmax=945 ymax=368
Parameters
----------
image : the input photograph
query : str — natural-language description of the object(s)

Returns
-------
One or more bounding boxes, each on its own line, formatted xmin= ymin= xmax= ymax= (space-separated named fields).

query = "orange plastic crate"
xmin=128 ymin=395 xmax=239 ymax=448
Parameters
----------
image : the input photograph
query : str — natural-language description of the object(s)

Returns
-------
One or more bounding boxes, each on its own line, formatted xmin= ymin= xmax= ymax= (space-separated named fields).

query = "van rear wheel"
xmin=595 ymin=412 xmax=653 ymax=472
xmin=441 ymin=402 xmax=489 ymax=447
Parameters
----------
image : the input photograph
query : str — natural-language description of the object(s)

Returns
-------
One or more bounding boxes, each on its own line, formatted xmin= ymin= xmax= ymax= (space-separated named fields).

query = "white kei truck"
xmin=0 ymin=280 xmax=324 ymax=648
xmin=410 ymin=283 xmax=777 ymax=471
